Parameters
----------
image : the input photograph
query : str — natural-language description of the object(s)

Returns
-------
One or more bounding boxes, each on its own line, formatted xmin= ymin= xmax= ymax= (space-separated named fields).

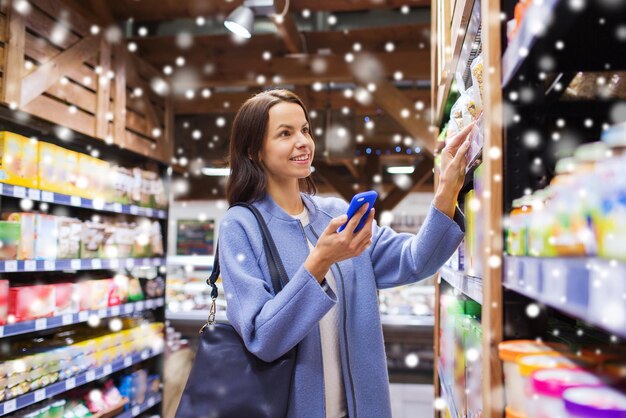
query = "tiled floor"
xmin=389 ymin=383 xmax=434 ymax=418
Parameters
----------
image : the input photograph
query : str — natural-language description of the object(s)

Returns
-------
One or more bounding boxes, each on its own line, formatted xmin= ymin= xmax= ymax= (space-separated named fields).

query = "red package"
xmin=0 ymin=280 xmax=8 ymax=325
xmin=53 ymin=283 xmax=75 ymax=315
xmin=8 ymin=285 xmax=55 ymax=322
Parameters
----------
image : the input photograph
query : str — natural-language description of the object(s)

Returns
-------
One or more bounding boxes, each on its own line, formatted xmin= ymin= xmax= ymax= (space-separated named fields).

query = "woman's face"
xmin=259 ymin=101 xmax=314 ymax=185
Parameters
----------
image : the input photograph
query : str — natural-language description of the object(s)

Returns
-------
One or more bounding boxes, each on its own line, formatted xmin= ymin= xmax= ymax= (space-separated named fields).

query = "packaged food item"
xmin=0 ymin=132 xmax=38 ymax=188
xmin=61 ymin=148 xmax=80 ymax=196
xmin=81 ymin=221 xmax=106 ymax=258
xmin=56 ymin=217 xmax=82 ymax=259
xmin=35 ymin=214 xmax=58 ymax=260
xmin=470 ymin=54 xmax=484 ymax=101
xmin=6 ymin=212 xmax=36 ymax=259
xmin=0 ymin=280 xmax=8 ymax=325
xmin=77 ymin=279 xmax=111 ymax=311
xmin=143 ymin=277 xmax=165 ymax=299
xmin=52 ymin=283 xmax=76 ymax=315
xmin=527 ymin=188 xmax=558 ymax=257
xmin=498 ymin=340 xmax=558 ymax=412
xmin=564 ymin=386 xmax=626 ymax=417
xmin=0 ymin=220 xmax=20 ymax=260
xmin=506 ymin=196 xmax=532 ymax=256
xmin=38 ymin=142 xmax=61 ymax=193
xmin=8 ymin=285 xmax=56 ymax=322
xmin=128 ymin=277 xmax=144 ymax=302
xmin=131 ymin=168 xmax=143 ymax=204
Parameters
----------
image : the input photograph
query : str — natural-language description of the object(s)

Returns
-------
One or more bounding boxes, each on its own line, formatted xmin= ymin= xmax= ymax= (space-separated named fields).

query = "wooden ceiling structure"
xmin=40 ymin=0 xmax=436 ymax=210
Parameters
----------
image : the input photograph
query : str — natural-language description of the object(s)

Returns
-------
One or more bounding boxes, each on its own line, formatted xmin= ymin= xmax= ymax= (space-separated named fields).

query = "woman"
xmin=219 ymin=89 xmax=472 ymax=418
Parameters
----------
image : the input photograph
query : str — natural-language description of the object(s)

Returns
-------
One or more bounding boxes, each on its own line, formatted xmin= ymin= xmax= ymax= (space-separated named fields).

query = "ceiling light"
xmin=202 ymin=167 xmax=231 ymax=176
xmin=387 ymin=166 xmax=415 ymax=174
xmin=224 ymin=0 xmax=275 ymax=39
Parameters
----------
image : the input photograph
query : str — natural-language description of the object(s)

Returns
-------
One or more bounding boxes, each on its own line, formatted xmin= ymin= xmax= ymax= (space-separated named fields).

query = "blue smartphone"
xmin=337 ymin=190 xmax=378 ymax=233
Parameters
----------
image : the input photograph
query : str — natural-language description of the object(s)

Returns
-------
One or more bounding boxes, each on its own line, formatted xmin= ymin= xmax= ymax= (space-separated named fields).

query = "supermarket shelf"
xmin=166 ymin=310 xmax=228 ymax=323
xmin=0 ymin=298 xmax=164 ymax=339
xmin=440 ymin=267 xmax=483 ymax=304
xmin=116 ymin=393 xmax=162 ymax=418
xmin=438 ymin=359 xmax=460 ymax=418
xmin=166 ymin=255 xmax=215 ymax=268
xmin=0 ymin=182 xmax=167 ymax=219
xmin=504 ymin=256 xmax=626 ymax=339
xmin=0 ymin=257 xmax=165 ymax=273
xmin=0 ymin=347 xmax=163 ymax=416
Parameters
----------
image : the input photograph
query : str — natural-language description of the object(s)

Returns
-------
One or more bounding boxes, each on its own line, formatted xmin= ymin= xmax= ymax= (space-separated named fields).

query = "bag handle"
xmin=204 ymin=202 xmax=290 ymax=327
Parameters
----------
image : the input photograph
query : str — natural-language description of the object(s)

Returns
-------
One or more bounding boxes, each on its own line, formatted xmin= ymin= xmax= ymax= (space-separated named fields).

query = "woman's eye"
xmin=280 ymin=130 xmax=290 ymax=137
xmin=302 ymin=127 xmax=310 ymax=134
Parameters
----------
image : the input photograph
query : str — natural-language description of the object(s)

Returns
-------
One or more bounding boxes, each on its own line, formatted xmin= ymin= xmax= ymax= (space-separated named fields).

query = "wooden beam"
xmin=2 ymin=3 xmax=26 ymax=106
xmin=124 ymin=51 xmax=160 ymax=133
xmin=161 ymin=96 xmax=175 ymax=163
xmin=20 ymin=34 xmax=100 ymax=107
xmin=113 ymin=45 xmax=127 ymax=147
xmin=363 ymin=79 xmax=435 ymax=159
xmin=95 ymin=37 xmax=111 ymax=138
xmin=272 ymin=0 xmax=305 ymax=54
xmin=379 ymin=158 xmax=432 ymax=211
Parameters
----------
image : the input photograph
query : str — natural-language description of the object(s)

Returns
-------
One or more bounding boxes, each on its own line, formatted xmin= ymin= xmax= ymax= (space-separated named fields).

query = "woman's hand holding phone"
xmin=304 ymin=204 xmax=375 ymax=283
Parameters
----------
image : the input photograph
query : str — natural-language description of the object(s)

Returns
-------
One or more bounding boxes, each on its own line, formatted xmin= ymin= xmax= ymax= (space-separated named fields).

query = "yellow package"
xmin=91 ymin=157 xmax=111 ymax=201
xmin=0 ymin=132 xmax=38 ymax=188
xmin=38 ymin=142 xmax=61 ymax=193
xmin=62 ymin=149 xmax=80 ymax=196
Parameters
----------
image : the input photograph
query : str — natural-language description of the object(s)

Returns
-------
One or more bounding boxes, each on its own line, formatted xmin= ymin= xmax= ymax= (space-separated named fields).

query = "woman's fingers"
xmin=446 ymin=121 xmax=476 ymax=151
xmin=450 ymin=140 xmax=471 ymax=170
xmin=345 ymin=203 xmax=370 ymax=233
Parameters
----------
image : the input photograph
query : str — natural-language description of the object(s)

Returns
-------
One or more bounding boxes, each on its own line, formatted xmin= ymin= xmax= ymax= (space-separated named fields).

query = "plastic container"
xmin=602 ymin=122 xmax=626 ymax=153
xmin=498 ymin=340 xmax=557 ymax=412
xmin=531 ymin=368 xmax=605 ymax=418
xmin=517 ymin=354 xmax=579 ymax=417
xmin=505 ymin=405 xmax=525 ymax=418
xmin=507 ymin=197 xmax=532 ymax=256
xmin=563 ymin=387 xmax=626 ymax=417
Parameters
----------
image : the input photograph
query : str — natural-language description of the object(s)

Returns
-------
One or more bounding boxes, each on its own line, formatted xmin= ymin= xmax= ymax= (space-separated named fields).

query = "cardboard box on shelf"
xmin=57 ymin=217 xmax=82 ymax=259
xmin=0 ymin=131 xmax=38 ymax=189
xmin=8 ymin=285 xmax=55 ymax=322
xmin=0 ymin=221 xmax=20 ymax=260
xmin=38 ymin=141 xmax=62 ymax=193
xmin=5 ymin=212 xmax=35 ymax=260
xmin=0 ymin=280 xmax=8 ymax=325
xmin=35 ymin=214 xmax=58 ymax=260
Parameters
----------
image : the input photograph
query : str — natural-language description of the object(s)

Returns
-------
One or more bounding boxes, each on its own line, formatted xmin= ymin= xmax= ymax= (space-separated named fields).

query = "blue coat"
xmin=218 ymin=193 xmax=464 ymax=418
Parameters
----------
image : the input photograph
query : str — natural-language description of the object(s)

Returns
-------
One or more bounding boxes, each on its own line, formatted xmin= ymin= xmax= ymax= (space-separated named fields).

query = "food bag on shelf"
xmin=470 ymin=54 xmax=484 ymax=102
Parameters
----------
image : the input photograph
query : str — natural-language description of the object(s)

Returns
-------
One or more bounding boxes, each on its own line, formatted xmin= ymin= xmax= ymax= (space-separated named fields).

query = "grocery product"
xmin=563 ymin=387 xmax=626 ymax=417
xmin=8 ymin=285 xmax=56 ymax=322
xmin=80 ymin=221 xmax=106 ymax=258
xmin=56 ymin=217 xmax=82 ymax=259
xmin=35 ymin=214 xmax=58 ymax=260
xmin=0 ymin=220 xmax=20 ymax=260
xmin=0 ymin=280 xmax=8 ymax=325
xmin=0 ymin=131 xmax=38 ymax=188
xmin=506 ymin=196 xmax=532 ymax=256
xmin=6 ymin=212 xmax=35 ymax=259
xmin=38 ymin=141 xmax=61 ymax=193
xmin=52 ymin=283 xmax=76 ymax=315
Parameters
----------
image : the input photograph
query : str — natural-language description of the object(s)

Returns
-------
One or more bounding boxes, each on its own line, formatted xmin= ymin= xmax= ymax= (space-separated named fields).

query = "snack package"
xmin=35 ymin=214 xmax=58 ymax=260
xmin=470 ymin=54 xmax=484 ymax=102
xmin=0 ymin=221 xmax=20 ymax=260
xmin=63 ymin=149 xmax=80 ymax=196
xmin=38 ymin=141 xmax=61 ymax=193
xmin=81 ymin=221 xmax=106 ymax=258
xmin=128 ymin=277 xmax=144 ymax=302
xmin=450 ymin=95 xmax=466 ymax=132
xmin=53 ymin=283 xmax=76 ymax=315
xmin=6 ymin=213 xmax=36 ymax=260
xmin=0 ymin=280 xmax=8 ymax=325
xmin=57 ymin=217 xmax=82 ymax=259
xmin=131 ymin=168 xmax=143 ymax=204
xmin=8 ymin=285 xmax=55 ymax=322
xmin=0 ymin=132 xmax=38 ymax=188
xmin=150 ymin=221 xmax=164 ymax=256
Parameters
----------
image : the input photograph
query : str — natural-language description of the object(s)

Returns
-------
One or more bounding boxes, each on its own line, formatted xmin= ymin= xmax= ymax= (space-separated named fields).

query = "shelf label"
xmin=62 ymin=314 xmax=73 ymax=325
xmin=113 ymin=203 xmax=123 ymax=213
xmin=34 ymin=389 xmax=46 ymax=402
xmin=4 ymin=398 xmax=16 ymax=414
xmin=91 ymin=259 xmax=102 ymax=269
xmin=0 ymin=326 xmax=4 ymax=338
xmin=78 ymin=311 xmax=89 ymax=322
xmin=148 ymin=397 xmax=155 ymax=407
xmin=28 ymin=189 xmax=40 ymax=200
xmin=142 ymin=258 xmax=150 ymax=266
xmin=146 ymin=208 xmax=154 ymax=217
xmin=0 ymin=183 xmax=3 ymax=194
xmin=41 ymin=191 xmax=54 ymax=202
xmin=86 ymin=370 xmax=96 ymax=382
xmin=98 ymin=308 xmax=107 ymax=318
xmin=125 ymin=259 xmax=135 ymax=268
xmin=5 ymin=260 xmax=17 ymax=272
xmin=44 ymin=260 xmax=55 ymax=271
xmin=103 ymin=364 xmax=113 ymax=375
xmin=145 ymin=299 xmax=153 ymax=309
xmin=125 ymin=303 xmax=135 ymax=314
xmin=65 ymin=377 xmax=76 ymax=390
xmin=110 ymin=306 xmax=120 ymax=316
xmin=13 ymin=186 xmax=26 ymax=198
xmin=130 ymin=205 xmax=139 ymax=215
xmin=35 ymin=318 xmax=47 ymax=330
xmin=109 ymin=259 xmax=119 ymax=269
xmin=25 ymin=260 xmax=37 ymax=271
xmin=141 ymin=350 xmax=149 ymax=360
xmin=70 ymin=196 xmax=82 ymax=206
xmin=132 ymin=405 xmax=140 ymax=416
xmin=71 ymin=259 xmax=82 ymax=270
xmin=156 ymin=298 xmax=164 ymax=307
xmin=135 ymin=301 xmax=144 ymax=311
xmin=124 ymin=357 xmax=133 ymax=367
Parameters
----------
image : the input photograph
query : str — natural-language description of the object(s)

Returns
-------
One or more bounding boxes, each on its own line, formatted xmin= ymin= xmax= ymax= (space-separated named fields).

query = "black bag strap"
xmin=205 ymin=202 xmax=290 ymax=325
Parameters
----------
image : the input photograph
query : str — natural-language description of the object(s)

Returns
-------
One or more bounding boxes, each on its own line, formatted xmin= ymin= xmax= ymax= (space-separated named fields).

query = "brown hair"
xmin=226 ymin=89 xmax=317 ymax=205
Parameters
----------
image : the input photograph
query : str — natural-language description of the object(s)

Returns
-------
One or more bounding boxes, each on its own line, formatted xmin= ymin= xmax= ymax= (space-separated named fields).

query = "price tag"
xmin=103 ymin=364 xmax=113 ymax=375
xmin=126 ymin=258 xmax=135 ymax=268
xmin=0 ymin=326 xmax=4 ymax=338
xmin=65 ymin=377 xmax=76 ymax=390
xmin=86 ymin=370 xmax=96 ymax=382
xmin=148 ymin=397 xmax=155 ymax=407
xmin=109 ymin=259 xmax=119 ymax=269
xmin=62 ymin=314 xmax=73 ymax=325
xmin=25 ymin=260 xmax=37 ymax=271
xmin=28 ymin=188 xmax=40 ymax=200
xmin=145 ymin=299 xmax=153 ymax=309
xmin=110 ymin=306 xmax=120 ymax=316
xmin=34 ymin=389 xmax=46 ymax=402
xmin=153 ymin=258 xmax=162 ymax=266
xmin=98 ymin=308 xmax=107 ymax=318
xmin=13 ymin=186 xmax=26 ymax=198
xmin=135 ymin=301 xmax=144 ymax=311
xmin=146 ymin=208 xmax=154 ymax=217
xmin=124 ymin=357 xmax=133 ymax=367
xmin=130 ymin=205 xmax=139 ymax=215
xmin=91 ymin=259 xmax=102 ymax=269
xmin=44 ymin=260 xmax=55 ymax=271
xmin=4 ymin=398 xmax=16 ymax=414
xmin=35 ymin=318 xmax=47 ymax=330
xmin=0 ymin=183 xmax=3 ymax=194
xmin=71 ymin=259 xmax=82 ymax=270
xmin=141 ymin=350 xmax=149 ymax=360
xmin=5 ymin=260 xmax=18 ymax=272
xmin=132 ymin=406 xmax=140 ymax=416
xmin=113 ymin=203 xmax=122 ymax=213
xmin=70 ymin=195 xmax=82 ymax=206
xmin=125 ymin=304 xmax=135 ymax=314
xmin=41 ymin=191 xmax=54 ymax=202
xmin=78 ymin=311 xmax=89 ymax=322
xmin=142 ymin=258 xmax=150 ymax=266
